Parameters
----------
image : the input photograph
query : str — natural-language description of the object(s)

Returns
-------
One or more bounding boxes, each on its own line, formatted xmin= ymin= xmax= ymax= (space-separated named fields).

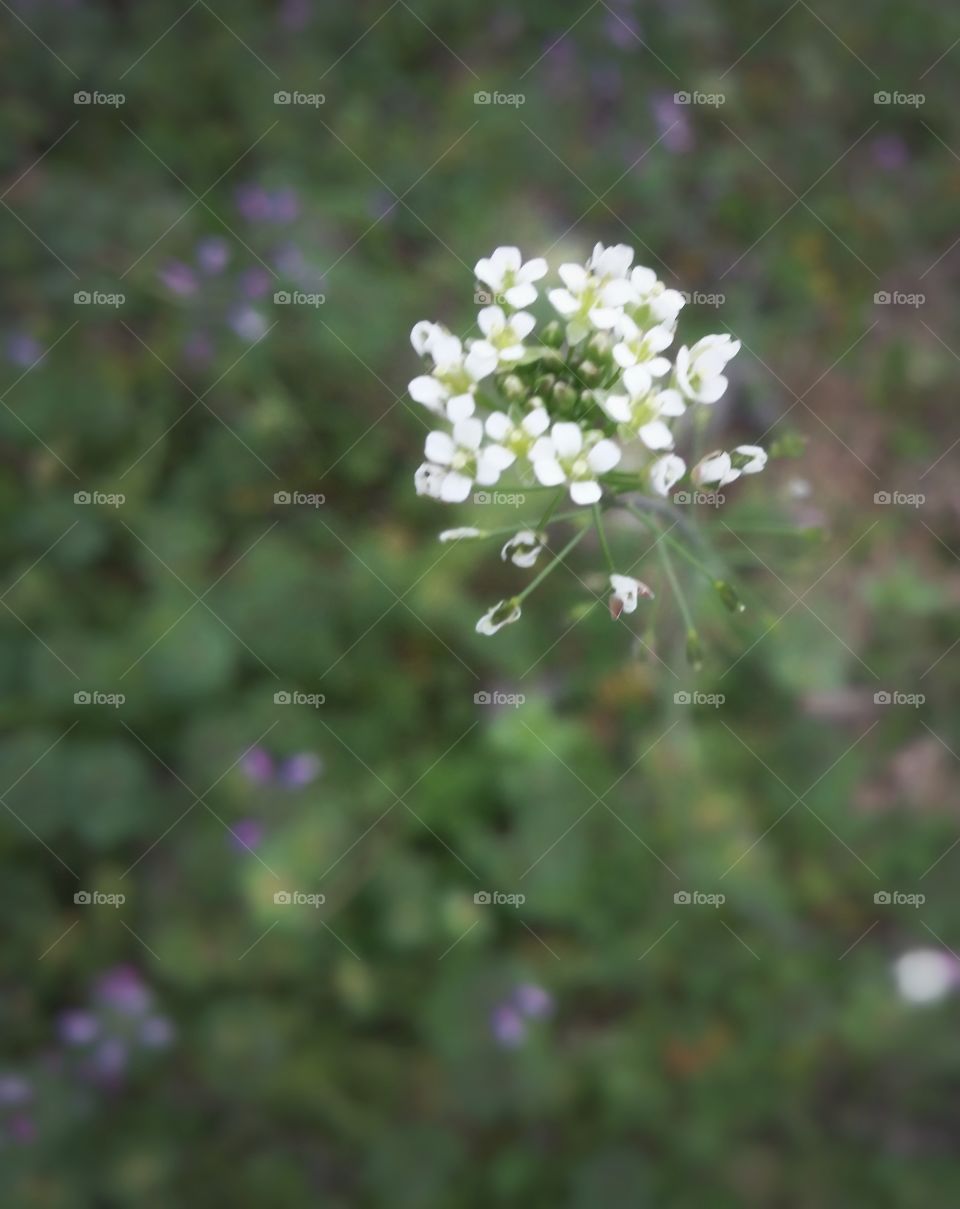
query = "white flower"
xmin=602 ymin=366 xmax=685 ymax=451
xmin=529 ymin=422 xmax=621 ymax=505
xmin=613 ymin=314 xmax=675 ymax=374
xmin=628 ymin=266 xmax=685 ymax=325
xmin=475 ymin=247 xmax=548 ymax=309
xmin=410 ymin=319 xmax=445 ymax=357
xmin=894 ymin=949 xmax=959 ymax=1004
xmin=418 ymin=418 xmax=514 ymax=503
xmin=649 ymin=453 xmax=686 ymax=496
xmin=675 ymin=334 xmax=741 ymax=404
xmin=408 ymin=335 xmax=497 ymax=421
xmin=692 ymin=444 xmax=768 ymax=487
xmin=549 ymin=245 xmax=637 ymax=342
xmin=473 ymin=305 xmax=536 ymax=364
xmin=484 ymin=407 xmax=550 ymax=458
xmin=609 ymin=573 xmax=654 ymax=616
xmin=501 ymin=529 xmax=546 ymax=568
xmin=476 ymin=598 xmax=522 ymax=635
xmin=438 ymin=527 xmax=484 ymax=541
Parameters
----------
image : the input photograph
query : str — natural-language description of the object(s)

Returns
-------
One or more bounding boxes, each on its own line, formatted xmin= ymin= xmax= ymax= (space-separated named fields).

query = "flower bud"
xmin=500 ymin=373 xmax=526 ymax=403
xmin=586 ymin=332 xmax=614 ymax=361
xmin=713 ymin=580 xmax=745 ymax=613
xmin=540 ymin=320 xmax=565 ymax=349
xmin=576 ymin=359 xmax=601 ymax=385
xmin=685 ymin=630 xmax=704 ymax=670
xmin=551 ymin=381 xmax=578 ymax=410
xmin=534 ymin=373 xmax=556 ymax=395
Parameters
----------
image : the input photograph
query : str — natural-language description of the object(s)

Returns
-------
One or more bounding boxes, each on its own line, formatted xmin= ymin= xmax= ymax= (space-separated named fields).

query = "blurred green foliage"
xmin=2 ymin=0 xmax=960 ymax=1204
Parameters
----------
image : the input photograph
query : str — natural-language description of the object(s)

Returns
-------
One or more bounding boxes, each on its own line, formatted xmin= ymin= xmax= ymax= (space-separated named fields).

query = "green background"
xmin=2 ymin=0 xmax=958 ymax=1203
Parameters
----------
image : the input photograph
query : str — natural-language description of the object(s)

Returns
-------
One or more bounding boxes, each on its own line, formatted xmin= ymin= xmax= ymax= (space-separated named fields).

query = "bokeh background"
xmin=3 ymin=0 xmax=959 ymax=1204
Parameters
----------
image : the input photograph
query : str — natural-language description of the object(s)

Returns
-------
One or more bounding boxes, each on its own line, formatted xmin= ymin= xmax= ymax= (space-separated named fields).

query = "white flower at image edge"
xmin=649 ymin=453 xmax=686 ymax=497
xmin=416 ymin=419 xmax=514 ymax=503
xmin=474 ymin=246 xmax=548 ymax=309
xmin=609 ymin=573 xmax=653 ymax=614
xmin=675 ymin=334 xmax=741 ymax=404
xmin=476 ymin=598 xmax=522 ymax=635
xmin=894 ymin=949 xmax=960 ymax=1004
xmin=473 ymin=305 xmax=536 ymax=364
xmin=408 ymin=334 xmax=497 ymax=421
xmin=530 ymin=422 xmax=621 ymax=505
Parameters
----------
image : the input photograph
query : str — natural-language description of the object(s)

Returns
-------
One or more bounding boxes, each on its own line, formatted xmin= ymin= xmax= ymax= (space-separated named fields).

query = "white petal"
xmin=485 ymin=411 xmax=512 ymax=441
xmin=445 ymin=393 xmax=476 ymax=422
xmin=558 ymin=263 xmax=588 ymax=292
xmin=623 ymin=365 xmax=652 ymax=398
xmin=612 ymin=343 xmax=637 ymax=369
xmin=510 ymin=311 xmax=536 ymax=340
xmin=477 ymin=305 xmax=505 ymax=338
xmin=548 ymin=288 xmax=579 ymax=316
xmin=474 ymin=257 xmax=500 ymax=289
xmin=440 ymin=471 xmax=473 ymax=503
xmin=491 ymin=246 xmax=521 ymax=274
xmin=410 ymin=320 xmax=440 ymax=356
xmin=693 ymin=451 xmax=732 ymax=485
xmin=476 ymin=444 xmax=515 ymax=483
xmin=519 ymin=257 xmax=547 ymax=282
xmin=533 ymin=457 xmax=565 ymax=487
xmin=602 ymin=394 xmax=632 ymax=424
xmin=637 ymin=420 xmax=673 ymax=451
xmin=656 ymin=389 xmax=686 ymax=417
xmin=587 ymin=438 xmax=621 ymax=473
xmin=587 ymin=305 xmax=620 ymax=329
xmin=503 ymin=282 xmax=536 ymax=308
xmin=697 ymin=374 xmax=728 ymax=404
xmin=465 ymin=342 xmax=497 ymax=381
xmin=734 ymin=445 xmax=767 ymax=474
xmin=650 ymin=454 xmax=686 ymax=496
xmin=551 ymin=422 xmax=583 ymax=458
xmin=424 ymin=430 xmax=456 ymax=464
xmin=455 ymin=417 xmax=484 ymax=451
xmin=409 ymin=375 xmax=446 ymax=409
xmin=523 ymin=408 xmax=550 ymax=437
xmin=601 ymin=279 xmax=636 ymax=308
xmin=569 ymin=479 xmax=601 ymax=505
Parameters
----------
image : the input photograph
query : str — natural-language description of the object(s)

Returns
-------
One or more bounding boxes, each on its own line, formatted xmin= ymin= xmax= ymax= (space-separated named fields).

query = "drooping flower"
xmin=609 ymin=573 xmax=654 ymax=616
xmin=474 ymin=246 xmax=548 ymax=309
xmin=501 ymin=530 xmax=546 ymax=568
xmin=418 ymin=419 xmax=514 ymax=503
xmin=675 ymin=334 xmax=741 ymax=404
xmin=476 ymin=598 xmax=522 ymax=635
xmin=649 ymin=453 xmax=687 ymax=496
xmin=693 ymin=444 xmax=769 ymax=487
xmin=530 ymin=421 xmax=621 ymax=505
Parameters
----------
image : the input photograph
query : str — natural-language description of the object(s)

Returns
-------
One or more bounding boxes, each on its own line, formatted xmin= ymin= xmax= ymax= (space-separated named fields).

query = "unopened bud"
xmin=551 ymin=380 xmax=578 ymax=409
xmin=540 ymin=320 xmax=565 ymax=349
xmin=500 ymin=374 xmax=525 ymax=403
xmin=713 ymin=580 xmax=745 ymax=613
xmin=685 ymin=630 xmax=704 ymax=670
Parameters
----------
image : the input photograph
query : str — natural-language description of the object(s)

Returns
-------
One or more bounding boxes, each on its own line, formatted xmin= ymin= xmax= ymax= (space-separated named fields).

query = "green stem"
xmin=515 ymin=524 xmax=590 ymax=603
xmin=592 ymin=501 xmax=616 ymax=573
xmin=649 ymin=517 xmax=697 ymax=636
xmin=622 ymin=503 xmax=715 ymax=583
xmin=537 ymin=488 xmax=566 ymax=533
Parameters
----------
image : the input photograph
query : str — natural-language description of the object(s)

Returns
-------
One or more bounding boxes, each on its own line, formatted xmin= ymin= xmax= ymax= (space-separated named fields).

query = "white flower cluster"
xmin=409 ymin=242 xmax=768 ymax=507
